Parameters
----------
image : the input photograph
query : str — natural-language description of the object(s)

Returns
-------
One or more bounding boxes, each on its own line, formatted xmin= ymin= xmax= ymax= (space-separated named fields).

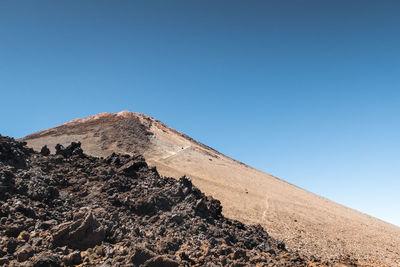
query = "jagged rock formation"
xmin=0 ymin=135 xmax=337 ymax=266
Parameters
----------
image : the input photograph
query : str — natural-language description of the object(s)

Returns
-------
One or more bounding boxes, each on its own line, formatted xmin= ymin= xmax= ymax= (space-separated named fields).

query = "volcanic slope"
xmin=0 ymin=135 xmax=316 ymax=266
xmin=22 ymin=111 xmax=400 ymax=266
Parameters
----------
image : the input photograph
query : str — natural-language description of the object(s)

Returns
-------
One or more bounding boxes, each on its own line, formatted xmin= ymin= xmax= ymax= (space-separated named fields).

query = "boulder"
xmin=143 ymin=255 xmax=179 ymax=267
xmin=40 ymin=145 xmax=50 ymax=156
xmin=55 ymin=142 xmax=83 ymax=158
xmin=14 ymin=243 xmax=34 ymax=262
xmin=52 ymin=211 xmax=105 ymax=250
xmin=0 ymin=257 xmax=9 ymax=265
xmin=32 ymin=254 xmax=61 ymax=267
xmin=118 ymin=158 xmax=147 ymax=177
xmin=131 ymin=247 xmax=156 ymax=265
xmin=62 ymin=251 xmax=82 ymax=266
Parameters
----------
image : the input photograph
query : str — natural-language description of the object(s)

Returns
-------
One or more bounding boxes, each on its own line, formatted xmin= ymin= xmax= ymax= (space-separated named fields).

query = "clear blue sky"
xmin=1 ymin=1 xmax=399 ymax=226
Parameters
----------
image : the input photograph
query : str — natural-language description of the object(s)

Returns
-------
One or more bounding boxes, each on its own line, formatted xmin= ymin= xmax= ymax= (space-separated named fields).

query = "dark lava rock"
xmin=62 ymin=251 xmax=82 ymax=266
xmin=6 ymin=237 xmax=18 ymax=253
xmin=0 ymin=257 xmax=10 ymax=265
xmin=143 ymin=255 xmax=179 ymax=267
xmin=55 ymin=142 xmax=83 ymax=158
xmin=0 ymin=135 xmax=324 ymax=266
xmin=40 ymin=145 xmax=50 ymax=156
xmin=52 ymin=211 xmax=105 ymax=249
xmin=14 ymin=243 xmax=34 ymax=262
xmin=0 ymin=169 xmax=15 ymax=199
xmin=0 ymin=136 xmax=33 ymax=169
xmin=118 ymin=155 xmax=148 ymax=177
xmin=131 ymin=247 xmax=156 ymax=265
xmin=33 ymin=254 xmax=61 ymax=267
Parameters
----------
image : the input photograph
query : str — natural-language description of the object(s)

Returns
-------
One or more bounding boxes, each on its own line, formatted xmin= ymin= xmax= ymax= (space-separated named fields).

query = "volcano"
xmin=21 ymin=111 xmax=400 ymax=266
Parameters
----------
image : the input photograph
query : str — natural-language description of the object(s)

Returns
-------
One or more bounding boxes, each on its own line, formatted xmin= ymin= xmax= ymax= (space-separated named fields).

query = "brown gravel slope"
xmin=21 ymin=111 xmax=400 ymax=266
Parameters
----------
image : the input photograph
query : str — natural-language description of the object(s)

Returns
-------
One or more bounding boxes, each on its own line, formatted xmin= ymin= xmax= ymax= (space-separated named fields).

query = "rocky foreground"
xmin=0 ymin=135 xmax=358 ymax=266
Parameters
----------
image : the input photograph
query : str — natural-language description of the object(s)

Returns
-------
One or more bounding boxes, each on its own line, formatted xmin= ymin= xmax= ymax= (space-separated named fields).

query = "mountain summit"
xmin=21 ymin=111 xmax=400 ymax=265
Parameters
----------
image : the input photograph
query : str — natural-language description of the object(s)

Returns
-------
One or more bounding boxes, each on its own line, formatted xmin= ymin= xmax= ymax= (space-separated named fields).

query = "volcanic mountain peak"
xmin=63 ymin=111 xmax=152 ymax=125
xmin=31 ymin=111 xmax=151 ymax=136
xmin=63 ymin=111 xmax=120 ymax=125
xmin=21 ymin=111 xmax=400 ymax=266
xmin=23 ymin=111 xmax=224 ymax=167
